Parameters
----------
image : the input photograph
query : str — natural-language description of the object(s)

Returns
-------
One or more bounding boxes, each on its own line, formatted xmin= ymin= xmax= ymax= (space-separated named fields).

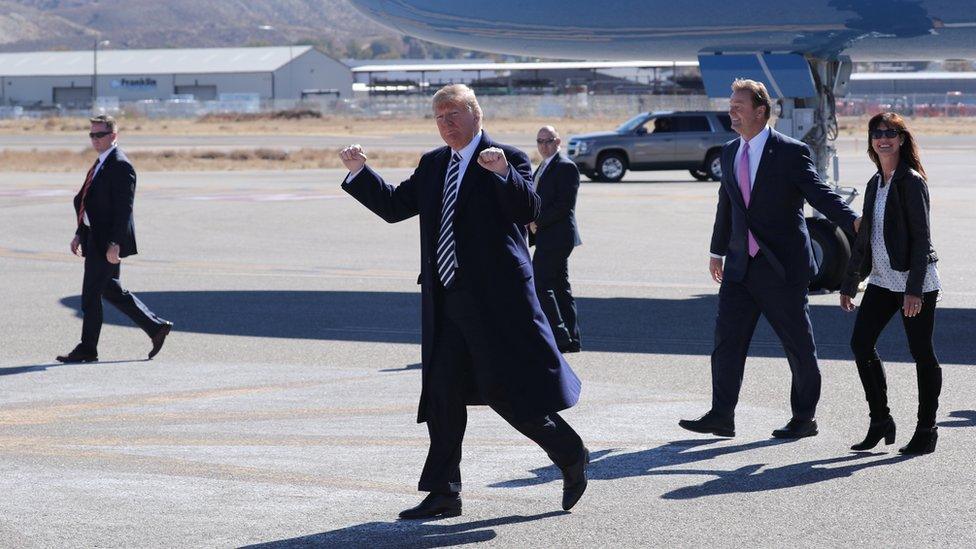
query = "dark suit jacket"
xmin=341 ymin=131 xmax=582 ymax=423
xmin=710 ymin=129 xmax=857 ymax=284
xmin=73 ymin=147 xmax=138 ymax=258
xmin=840 ymin=162 xmax=938 ymax=298
xmin=530 ymin=153 xmax=582 ymax=250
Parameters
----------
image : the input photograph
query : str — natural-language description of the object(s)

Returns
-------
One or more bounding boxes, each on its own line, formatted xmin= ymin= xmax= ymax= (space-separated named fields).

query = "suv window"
xmin=672 ymin=116 xmax=711 ymax=132
xmin=716 ymin=114 xmax=733 ymax=132
xmin=646 ymin=116 xmax=673 ymax=133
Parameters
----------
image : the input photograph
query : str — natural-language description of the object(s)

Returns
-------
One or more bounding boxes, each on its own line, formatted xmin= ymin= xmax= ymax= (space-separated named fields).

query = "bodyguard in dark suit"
xmin=339 ymin=85 xmax=588 ymax=519
xmin=57 ymin=115 xmax=172 ymax=363
xmin=529 ymin=126 xmax=582 ymax=353
xmin=679 ymin=79 xmax=859 ymax=439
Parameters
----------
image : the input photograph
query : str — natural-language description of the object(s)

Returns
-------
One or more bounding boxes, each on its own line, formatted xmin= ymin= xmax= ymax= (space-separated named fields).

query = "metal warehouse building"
xmin=0 ymin=46 xmax=353 ymax=109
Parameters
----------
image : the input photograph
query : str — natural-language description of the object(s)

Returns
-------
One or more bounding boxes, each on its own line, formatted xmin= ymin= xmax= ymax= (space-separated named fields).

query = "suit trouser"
xmin=850 ymin=283 xmax=941 ymax=428
xmin=532 ymin=245 xmax=580 ymax=347
xmin=418 ymin=287 xmax=584 ymax=493
xmin=80 ymin=238 xmax=166 ymax=352
xmin=711 ymin=253 xmax=821 ymax=421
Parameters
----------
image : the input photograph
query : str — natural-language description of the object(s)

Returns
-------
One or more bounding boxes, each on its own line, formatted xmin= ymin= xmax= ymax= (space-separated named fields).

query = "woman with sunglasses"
xmin=840 ymin=113 xmax=942 ymax=454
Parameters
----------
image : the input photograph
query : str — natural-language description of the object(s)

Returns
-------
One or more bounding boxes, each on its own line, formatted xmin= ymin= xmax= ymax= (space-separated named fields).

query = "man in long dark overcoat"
xmin=339 ymin=84 xmax=588 ymax=519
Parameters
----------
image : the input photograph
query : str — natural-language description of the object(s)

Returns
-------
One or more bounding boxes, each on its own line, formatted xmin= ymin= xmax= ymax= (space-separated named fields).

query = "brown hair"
xmin=867 ymin=112 xmax=926 ymax=180
xmin=731 ymin=78 xmax=772 ymax=120
xmin=89 ymin=114 xmax=118 ymax=133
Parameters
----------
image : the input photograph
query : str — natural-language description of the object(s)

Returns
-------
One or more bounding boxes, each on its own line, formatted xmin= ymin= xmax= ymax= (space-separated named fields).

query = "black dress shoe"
xmin=558 ymin=341 xmax=581 ymax=354
xmin=899 ymin=426 xmax=938 ymax=455
xmin=148 ymin=321 xmax=173 ymax=360
xmin=560 ymin=446 xmax=589 ymax=511
xmin=851 ymin=415 xmax=896 ymax=451
xmin=678 ymin=411 xmax=735 ymax=437
xmin=398 ymin=492 xmax=462 ymax=520
xmin=772 ymin=418 xmax=818 ymax=439
xmin=55 ymin=348 xmax=98 ymax=363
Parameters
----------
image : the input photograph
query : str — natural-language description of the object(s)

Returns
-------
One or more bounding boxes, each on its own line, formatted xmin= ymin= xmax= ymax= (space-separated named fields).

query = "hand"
xmin=903 ymin=294 xmax=923 ymax=318
xmin=106 ymin=243 xmax=121 ymax=265
xmin=70 ymin=235 xmax=81 ymax=256
xmin=840 ymin=294 xmax=856 ymax=312
xmin=477 ymin=147 xmax=510 ymax=177
xmin=339 ymin=144 xmax=367 ymax=174
xmin=709 ymin=257 xmax=723 ymax=284
xmin=528 ymin=222 xmax=537 ymax=234
xmin=853 ymin=217 xmax=862 ymax=233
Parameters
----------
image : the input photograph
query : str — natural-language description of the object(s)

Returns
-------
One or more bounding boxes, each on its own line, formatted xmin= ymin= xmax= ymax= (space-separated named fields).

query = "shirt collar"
xmin=543 ymin=148 xmax=560 ymax=164
xmin=740 ymin=126 xmax=770 ymax=154
xmin=453 ymin=130 xmax=483 ymax=162
xmin=97 ymin=145 xmax=116 ymax=166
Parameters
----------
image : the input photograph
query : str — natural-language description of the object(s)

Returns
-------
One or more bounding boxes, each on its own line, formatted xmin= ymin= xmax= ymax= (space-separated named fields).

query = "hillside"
xmin=0 ymin=0 xmax=483 ymax=58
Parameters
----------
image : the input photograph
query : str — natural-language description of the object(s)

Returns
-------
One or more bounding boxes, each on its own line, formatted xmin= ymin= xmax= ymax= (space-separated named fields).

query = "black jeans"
xmin=532 ymin=245 xmax=580 ymax=348
xmin=850 ymin=283 xmax=941 ymax=428
xmin=419 ymin=287 xmax=584 ymax=493
xmin=80 ymin=237 xmax=167 ymax=352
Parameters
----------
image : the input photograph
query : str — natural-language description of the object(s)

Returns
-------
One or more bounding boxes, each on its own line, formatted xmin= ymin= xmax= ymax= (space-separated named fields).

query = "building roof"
xmin=350 ymin=60 xmax=699 ymax=73
xmin=0 ymin=46 xmax=316 ymax=77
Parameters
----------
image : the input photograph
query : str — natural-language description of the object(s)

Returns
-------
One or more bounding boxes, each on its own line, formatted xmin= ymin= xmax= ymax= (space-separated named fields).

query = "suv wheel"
xmin=689 ymin=168 xmax=710 ymax=181
xmin=597 ymin=152 xmax=627 ymax=182
xmin=705 ymin=150 xmax=722 ymax=181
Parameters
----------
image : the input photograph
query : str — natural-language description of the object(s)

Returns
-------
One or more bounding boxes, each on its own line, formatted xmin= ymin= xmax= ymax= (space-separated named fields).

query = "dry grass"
xmin=2 ymin=114 xmax=975 ymax=137
xmin=0 ymin=148 xmax=423 ymax=172
xmin=0 ymin=115 xmax=630 ymax=137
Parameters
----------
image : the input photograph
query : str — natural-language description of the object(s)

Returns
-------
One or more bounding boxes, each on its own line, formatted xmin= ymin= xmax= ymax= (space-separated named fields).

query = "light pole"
xmin=257 ymin=25 xmax=294 ymax=102
xmin=92 ymin=39 xmax=110 ymax=112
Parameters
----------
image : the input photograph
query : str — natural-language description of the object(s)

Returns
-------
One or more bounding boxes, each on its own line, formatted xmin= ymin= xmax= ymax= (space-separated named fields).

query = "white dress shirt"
xmin=733 ymin=126 xmax=770 ymax=191
xmin=534 ymin=149 xmax=559 ymax=189
xmin=710 ymin=127 xmax=770 ymax=258
xmin=82 ymin=145 xmax=116 ymax=227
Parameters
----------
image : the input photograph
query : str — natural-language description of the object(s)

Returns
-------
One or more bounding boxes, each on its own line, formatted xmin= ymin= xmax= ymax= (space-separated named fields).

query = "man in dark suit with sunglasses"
xmin=529 ymin=125 xmax=582 ymax=353
xmin=56 ymin=115 xmax=172 ymax=364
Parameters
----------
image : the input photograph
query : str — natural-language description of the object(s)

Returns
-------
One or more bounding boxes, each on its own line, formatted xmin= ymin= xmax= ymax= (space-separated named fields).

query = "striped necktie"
xmin=436 ymin=152 xmax=463 ymax=288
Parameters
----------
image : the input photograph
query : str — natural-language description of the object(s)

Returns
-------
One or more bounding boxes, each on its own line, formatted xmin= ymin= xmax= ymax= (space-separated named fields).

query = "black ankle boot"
xmin=898 ymin=426 xmax=938 ymax=455
xmin=851 ymin=415 xmax=896 ymax=451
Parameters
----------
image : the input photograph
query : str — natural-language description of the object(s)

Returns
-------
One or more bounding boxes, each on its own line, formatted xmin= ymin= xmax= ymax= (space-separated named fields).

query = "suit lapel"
xmin=725 ymin=141 xmax=747 ymax=212
xmin=748 ymin=130 xmax=777 ymax=207
xmin=455 ymin=131 xmax=490 ymax=213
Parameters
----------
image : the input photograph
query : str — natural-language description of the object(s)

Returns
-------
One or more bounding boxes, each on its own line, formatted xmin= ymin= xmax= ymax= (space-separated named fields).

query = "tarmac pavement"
xmin=0 ymin=135 xmax=974 ymax=547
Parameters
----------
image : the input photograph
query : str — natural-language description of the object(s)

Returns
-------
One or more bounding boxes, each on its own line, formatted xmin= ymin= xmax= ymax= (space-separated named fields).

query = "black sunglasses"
xmin=89 ymin=131 xmax=113 ymax=138
xmin=536 ymin=138 xmax=557 ymax=144
xmin=869 ymin=129 xmax=900 ymax=139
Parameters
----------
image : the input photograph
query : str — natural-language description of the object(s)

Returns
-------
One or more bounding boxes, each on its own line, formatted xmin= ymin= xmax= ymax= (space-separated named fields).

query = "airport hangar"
xmin=0 ymin=46 xmax=354 ymax=109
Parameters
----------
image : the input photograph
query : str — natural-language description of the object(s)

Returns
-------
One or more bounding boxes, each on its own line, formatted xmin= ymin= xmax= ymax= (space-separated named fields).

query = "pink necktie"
xmin=737 ymin=141 xmax=760 ymax=257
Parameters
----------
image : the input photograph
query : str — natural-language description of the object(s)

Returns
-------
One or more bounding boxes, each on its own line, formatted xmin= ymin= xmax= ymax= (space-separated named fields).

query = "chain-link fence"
xmin=5 ymin=92 xmax=976 ymax=120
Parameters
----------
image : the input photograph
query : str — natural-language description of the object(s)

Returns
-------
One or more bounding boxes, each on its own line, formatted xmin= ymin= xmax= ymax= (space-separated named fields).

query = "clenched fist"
xmin=477 ymin=147 xmax=510 ymax=177
xmin=339 ymin=144 xmax=367 ymax=174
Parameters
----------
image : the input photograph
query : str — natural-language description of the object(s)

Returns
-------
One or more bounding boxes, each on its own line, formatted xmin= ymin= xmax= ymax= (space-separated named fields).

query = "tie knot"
xmin=452 ymin=152 xmax=462 ymax=164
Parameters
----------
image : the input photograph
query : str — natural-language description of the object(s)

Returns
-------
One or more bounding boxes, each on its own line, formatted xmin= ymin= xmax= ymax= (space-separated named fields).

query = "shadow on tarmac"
xmin=493 ymin=439 xmax=926 ymax=499
xmin=939 ymin=410 xmax=976 ymax=428
xmin=60 ymin=290 xmax=976 ymax=365
xmin=0 ymin=359 xmax=145 ymax=376
xmin=491 ymin=438 xmax=792 ymax=489
xmin=242 ymin=511 xmax=566 ymax=548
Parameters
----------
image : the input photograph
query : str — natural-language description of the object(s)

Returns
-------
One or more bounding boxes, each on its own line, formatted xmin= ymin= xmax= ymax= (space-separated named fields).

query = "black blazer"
xmin=341 ymin=131 xmax=582 ymax=423
xmin=530 ymin=153 xmax=582 ymax=250
xmin=73 ymin=147 xmax=138 ymax=258
xmin=840 ymin=162 xmax=938 ymax=298
xmin=710 ymin=129 xmax=857 ymax=284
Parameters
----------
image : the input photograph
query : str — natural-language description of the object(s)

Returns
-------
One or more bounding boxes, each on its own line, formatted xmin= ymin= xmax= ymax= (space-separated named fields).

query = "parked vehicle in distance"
xmin=567 ymin=111 xmax=737 ymax=182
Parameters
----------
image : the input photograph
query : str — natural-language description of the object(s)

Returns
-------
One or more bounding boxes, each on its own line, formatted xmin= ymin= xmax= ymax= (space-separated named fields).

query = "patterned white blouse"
xmin=868 ymin=173 xmax=942 ymax=294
